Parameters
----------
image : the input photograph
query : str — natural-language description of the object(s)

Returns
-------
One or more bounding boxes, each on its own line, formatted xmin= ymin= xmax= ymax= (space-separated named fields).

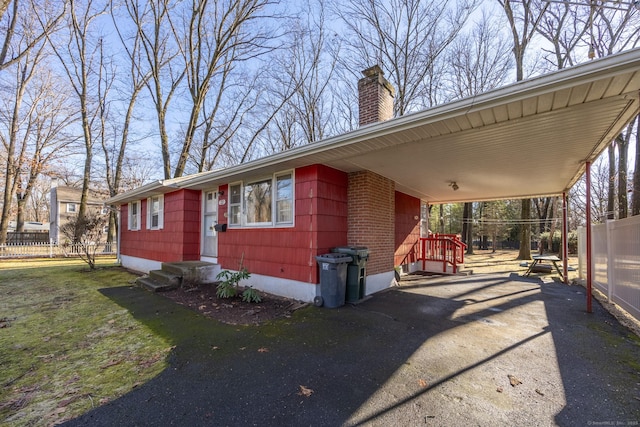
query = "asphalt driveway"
xmin=64 ymin=273 xmax=640 ymax=426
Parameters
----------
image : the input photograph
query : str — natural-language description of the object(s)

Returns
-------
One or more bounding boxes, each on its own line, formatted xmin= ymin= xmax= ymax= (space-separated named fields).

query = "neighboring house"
xmin=49 ymin=183 xmax=109 ymax=243
xmin=107 ymin=51 xmax=640 ymax=303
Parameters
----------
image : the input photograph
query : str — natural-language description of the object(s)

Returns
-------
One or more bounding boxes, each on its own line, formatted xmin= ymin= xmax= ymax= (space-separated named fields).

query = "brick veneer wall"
xmin=347 ymin=170 xmax=395 ymax=275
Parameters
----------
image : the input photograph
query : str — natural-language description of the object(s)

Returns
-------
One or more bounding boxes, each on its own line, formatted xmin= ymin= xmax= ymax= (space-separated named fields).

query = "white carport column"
xmin=562 ymin=192 xmax=568 ymax=284
xmin=585 ymin=162 xmax=593 ymax=313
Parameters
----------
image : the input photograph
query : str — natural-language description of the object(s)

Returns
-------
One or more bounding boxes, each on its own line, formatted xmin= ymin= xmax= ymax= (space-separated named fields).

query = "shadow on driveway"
xmin=63 ymin=273 xmax=640 ymax=426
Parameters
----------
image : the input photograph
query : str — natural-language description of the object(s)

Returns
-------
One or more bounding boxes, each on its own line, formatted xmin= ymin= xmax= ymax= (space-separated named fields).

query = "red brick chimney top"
xmin=358 ymin=65 xmax=395 ymax=126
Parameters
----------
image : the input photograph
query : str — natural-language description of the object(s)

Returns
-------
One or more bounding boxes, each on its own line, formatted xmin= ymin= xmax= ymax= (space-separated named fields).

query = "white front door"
xmin=202 ymin=190 xmax=218 ymax=257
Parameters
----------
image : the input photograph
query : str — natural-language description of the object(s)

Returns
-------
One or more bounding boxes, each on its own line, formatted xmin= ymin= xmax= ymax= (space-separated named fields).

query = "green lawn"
xmin=0 ymin=258 xmax=172 ymax=426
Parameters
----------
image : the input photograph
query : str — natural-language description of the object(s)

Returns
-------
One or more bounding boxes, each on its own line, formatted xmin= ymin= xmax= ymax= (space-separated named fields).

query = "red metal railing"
xmin=419 ymin=234 xmax=466 ymax=274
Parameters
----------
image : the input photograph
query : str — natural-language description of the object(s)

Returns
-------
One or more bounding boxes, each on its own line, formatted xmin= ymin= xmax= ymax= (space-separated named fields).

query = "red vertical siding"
xmin=120 ymin=189 xmax=201 ymax=262
xmin=217 ymin=165 xmax=348 ymax=284
xmin=394 ymin=191 xmax=421 ymax=266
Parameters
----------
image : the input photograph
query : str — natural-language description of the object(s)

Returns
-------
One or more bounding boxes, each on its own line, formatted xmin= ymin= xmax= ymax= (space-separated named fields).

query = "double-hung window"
xmin=275 ymin=173 xmax=293 ymax=224
xmin=67 ymin=203 xmax=77 ymax=213
xmin=228 ymin=171 xmax=294 ymax=227
xmin=128 ymin=201 xmax=141 ymax=231
xmin=146 ymin=195 xmax=164 ymax=230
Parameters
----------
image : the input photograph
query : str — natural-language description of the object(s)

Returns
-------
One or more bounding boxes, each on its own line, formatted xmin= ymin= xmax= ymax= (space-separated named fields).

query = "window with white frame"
xmin=275 ymin=172 xmax=293 ymax=224
xmin=146 ymin=195 xmax=164 ymax=230
xmin=228 ymin=171 xmax=294 ymax=227
xmin=229 ymin=183 xmax=242 ymax=226
xmin=67 ymin=203 xmax=77 ymax=213
xmin=245 ymin=178 xmax=272 ymax=225
xmin=128 ymin=201 xmax=140 ymax=230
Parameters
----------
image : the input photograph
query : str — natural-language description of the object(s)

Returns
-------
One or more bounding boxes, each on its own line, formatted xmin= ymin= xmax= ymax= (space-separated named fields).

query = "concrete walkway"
xmin=64 ymin=273 xmax=640 ymax=426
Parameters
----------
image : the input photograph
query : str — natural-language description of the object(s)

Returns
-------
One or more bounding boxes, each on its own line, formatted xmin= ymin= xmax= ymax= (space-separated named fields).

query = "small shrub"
xmin=215 ymin=268 xmax=250 ymax=299
xmin=242 ymin=287 xmax=262 ymax=303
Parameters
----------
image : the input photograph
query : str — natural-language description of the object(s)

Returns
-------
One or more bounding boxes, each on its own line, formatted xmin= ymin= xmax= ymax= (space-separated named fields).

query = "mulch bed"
xmin=161 ymin=284 xmax=307 ymax=325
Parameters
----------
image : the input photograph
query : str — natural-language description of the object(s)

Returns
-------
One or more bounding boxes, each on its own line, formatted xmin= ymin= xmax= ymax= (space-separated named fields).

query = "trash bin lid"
xmin=315 ymin=253 xmax=353 ymax=264
xmin=332 ymin=246 xmax=369 ymax=258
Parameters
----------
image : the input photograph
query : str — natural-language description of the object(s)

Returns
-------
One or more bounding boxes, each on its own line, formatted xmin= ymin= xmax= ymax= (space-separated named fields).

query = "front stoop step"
xmin=136 ymin=275 xmax=178 ymax=292
xmin=135 ymin=261 xmax=219 ymax=293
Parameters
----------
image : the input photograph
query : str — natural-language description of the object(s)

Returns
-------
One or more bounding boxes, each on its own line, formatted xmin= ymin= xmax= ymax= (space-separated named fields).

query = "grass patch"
xmin=0 ymin=258 xmax=172 ymax=426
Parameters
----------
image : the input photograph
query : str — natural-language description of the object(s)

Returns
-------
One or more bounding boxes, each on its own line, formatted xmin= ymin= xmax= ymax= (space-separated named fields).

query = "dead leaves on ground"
xmin=298 ymin=385 xmax=313 ymax=397
xmin=508 ymin=374 xmax=522 ymax=387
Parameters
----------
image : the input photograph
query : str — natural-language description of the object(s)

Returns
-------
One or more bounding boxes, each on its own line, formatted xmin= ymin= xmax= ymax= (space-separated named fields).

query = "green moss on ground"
xmin=0 ymin=258 xmax=171 ymax=426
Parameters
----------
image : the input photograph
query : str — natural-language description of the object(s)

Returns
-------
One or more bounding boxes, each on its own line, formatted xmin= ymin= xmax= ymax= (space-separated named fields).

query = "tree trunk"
xmin=607 ymin=143 xmax=616 ymax=220
xmin=517 ymin=198 xmax=532 ymax=260
xmin=616 ymin=133 xmax=628 ymax=219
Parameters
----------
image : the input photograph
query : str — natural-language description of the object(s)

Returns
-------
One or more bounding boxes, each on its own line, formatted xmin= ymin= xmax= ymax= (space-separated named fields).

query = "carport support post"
xmin=585 ymin=162 xmax=593 ymax=313
xmin=562 ymin=192 xmax=568 ymax=284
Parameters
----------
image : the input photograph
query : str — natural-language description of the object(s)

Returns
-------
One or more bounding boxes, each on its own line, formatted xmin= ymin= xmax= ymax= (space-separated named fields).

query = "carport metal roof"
xmin=108 ymin=48 xmax=640 ymax=205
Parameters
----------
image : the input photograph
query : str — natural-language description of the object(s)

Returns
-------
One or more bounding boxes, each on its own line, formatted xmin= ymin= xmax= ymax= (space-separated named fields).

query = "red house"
xmin=107 ymin=52 xmax=640 ymax=303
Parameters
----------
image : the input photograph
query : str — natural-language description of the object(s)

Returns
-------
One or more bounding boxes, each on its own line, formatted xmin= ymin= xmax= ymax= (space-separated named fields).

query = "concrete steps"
xmin=136 ymin=261 xmax=219 ymax=292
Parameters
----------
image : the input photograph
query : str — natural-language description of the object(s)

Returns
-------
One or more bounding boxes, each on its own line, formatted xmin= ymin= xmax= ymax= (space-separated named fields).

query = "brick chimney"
xmin=358 ymin=65 xmax=395 ymax=126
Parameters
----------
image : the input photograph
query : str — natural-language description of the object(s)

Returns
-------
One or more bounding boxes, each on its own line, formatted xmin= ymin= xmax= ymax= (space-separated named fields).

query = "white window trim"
xmin=228 ymin=170 xmax=295 ymax=228
xmin=275 ymin=171 xmax=294 ymax=225
xmin=146 ymin=195 xmax=164 ymax=230
xmin=128 ymin=201 xmax=141 ymax=231
xmin=67 ymin=203 xmax=77 ymax=213
xmin=228 ymin=182 xmax=242 ymax=227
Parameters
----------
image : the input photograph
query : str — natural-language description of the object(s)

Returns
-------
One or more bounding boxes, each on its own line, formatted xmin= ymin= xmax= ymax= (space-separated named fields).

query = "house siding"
xmin=394 ymin=191 xmax=421 ymax=267
xmin=347 ymin=171 xmax=395 ymax=275
xmin=120 ymin=189 xmax=201 ymax=262
xmin=217 ymin=164 xmax=348 ymax=284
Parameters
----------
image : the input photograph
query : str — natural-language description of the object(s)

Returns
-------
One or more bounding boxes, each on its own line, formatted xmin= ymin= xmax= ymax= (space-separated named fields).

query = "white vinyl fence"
xmin=578 ymin=215 xmax=640 ymax=321
xmin=0 ymin=241 xmax=116 ymax=259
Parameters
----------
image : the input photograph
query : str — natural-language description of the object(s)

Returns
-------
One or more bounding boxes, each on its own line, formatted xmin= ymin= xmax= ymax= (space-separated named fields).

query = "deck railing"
xmin=0 ymin=241 xmax=116 ymax=259
xmin=419 ymin=234 xmax=467 ymax=274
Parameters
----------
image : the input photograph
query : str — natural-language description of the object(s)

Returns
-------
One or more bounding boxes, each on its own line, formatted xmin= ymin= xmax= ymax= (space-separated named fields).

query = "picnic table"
xmin=524 ymin=255 xmax=564 ymax=280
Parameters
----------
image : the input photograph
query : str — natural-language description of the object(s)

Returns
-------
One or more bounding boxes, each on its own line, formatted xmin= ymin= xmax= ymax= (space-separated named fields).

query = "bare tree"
xmin=266 ymin=0 xmax=338 ymax=152
xmin=100 ymin=5 xmax=154 ymax=242
xmin=535 ymin=0 xmax=589 ymax=70
xmin=446 ymin=11 xmax=513 ymax=100
xmin=333 ymin=0 xmax=477 ymax=117
xmin=123 ymin=0 xmax=185 ymax=179
xmin=47 ymin=0 xmax=109 ymax=241
xmin=14 ymin=69 xmax=76 ymax=234
xmin=0 ymin=0 xmax=66 ymax=72
xmin=59 ymin=209 xmax=107 ymax=269
xmin=589 ymin=4 xmax=640 ymax=220
xmin=569 ymin=156 xmax=614 ymax=225
xmin=172 ymin=0 xmax=281 ymax=178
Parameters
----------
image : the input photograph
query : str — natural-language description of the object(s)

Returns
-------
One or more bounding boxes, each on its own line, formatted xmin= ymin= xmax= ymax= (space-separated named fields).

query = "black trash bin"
xmin=332 ymin=246 xmax=369 ymax=303
xmin=315 ymin=253 xmax=352 ymax=308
